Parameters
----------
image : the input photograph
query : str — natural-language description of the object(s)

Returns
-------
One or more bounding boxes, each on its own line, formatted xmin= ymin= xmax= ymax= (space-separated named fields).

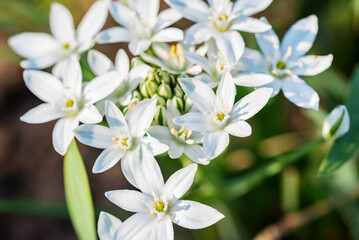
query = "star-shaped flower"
xmin=238 ymin=16 xmax=333 ymax=110
xmin=20 ymin=56 xmax=121 ymax=155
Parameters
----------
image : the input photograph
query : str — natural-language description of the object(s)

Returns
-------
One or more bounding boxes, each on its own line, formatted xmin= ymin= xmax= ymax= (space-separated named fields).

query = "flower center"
xmin=113 ymin=135 xmax=133 ymax=150
xmin=63 ymin=98 xmax=80 ymax=117
xmin=171 ymin=127 xmax=193 ymax=141
xmin=166 ymin=44 xmax=185 ymax=65
xmin=62 ymin=43 xmax=70 ymax=50
xmin=217 ymin=113 xmax=225 ymax=121
xmin=276 ymin=61 xmax=286 ymax=70
xmin=66 ymin=99 xmax=74 ymax=108
xmin=155 ymin=201 xmax=165 ymax=212
xmin=218 ymin=13 xmax=228 ymax=21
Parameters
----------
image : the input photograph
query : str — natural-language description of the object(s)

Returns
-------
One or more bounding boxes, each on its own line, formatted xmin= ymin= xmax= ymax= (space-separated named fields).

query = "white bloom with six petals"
xmin=174 ymin=71 xmax=273 ymax=159
xmin=20 ymin=56 xmax=121 ymax=155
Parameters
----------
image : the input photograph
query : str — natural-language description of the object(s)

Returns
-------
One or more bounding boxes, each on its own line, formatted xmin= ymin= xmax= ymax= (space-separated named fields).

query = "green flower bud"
xmin=145 ymin=80 xmax=159 ymax=97
xmin=152 ymin=94 xmax=166 ymax=106
xmin=154 ymin=106 xmax=167 ymax=126
xmin=173 ymin=84 xmax=184 ymax=98
xmin=158 ymin=83 xmax=173 ymax=99
xmin=160 ymin=71 xmax=171 ymax=85
xmin=139 ymin=81 xmax=149 ymax=98
xmin=171 ymin=96 xmax=184 ymax=113
xmin=170 ymin=75 xmax=176 ymax=86
xmin=147 ymin=70 xmax=156 ymax=82
xmin=132 ymin=90 xmax=142 ymax=101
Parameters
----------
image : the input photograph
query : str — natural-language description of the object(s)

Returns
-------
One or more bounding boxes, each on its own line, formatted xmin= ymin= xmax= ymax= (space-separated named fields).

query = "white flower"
xmin=322 ymin=105 xmax=350 ymax=140
xmin=184 ymin=39 xmax=273 ymax=88
xmin=98 ymin=211 xmax=122 ymax=240
xmin=148 ymin=100 xmax=208 ymax=164
xmin=74 ymin=100 xmax=168 ymax=176
xmin=96 ymin=0 xmax=183 ymax=55
xmin=174 ymin=71 xmax=272 ymax=159
xmin=20 ymin=56 xmax=121 ymax=155
xmin=238 ymin=16 xmax=333 ymax=110
xmin=88 ymin=49 xmax=152 ymax=112
xmin=141 ymin=42 xmax=207 ymax=75
xmin=106 ymin=159 xmax=224 ymax=240
xmin=8 ymin=0 xmax=109 ymax=73
xmin=166 ymin=0 xmax=272 ymax=58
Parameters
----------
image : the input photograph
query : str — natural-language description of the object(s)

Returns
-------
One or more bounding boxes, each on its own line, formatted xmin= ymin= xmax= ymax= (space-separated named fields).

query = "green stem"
xmin=225 ymin=138 xmax=325 ymax=199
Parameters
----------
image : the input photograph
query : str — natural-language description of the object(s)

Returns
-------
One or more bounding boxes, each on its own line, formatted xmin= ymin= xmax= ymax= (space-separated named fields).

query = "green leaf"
xmin=319 ymin=67 xmax=359 ymax=176
xmin=64 ymin=140 xmax=97 ymax=240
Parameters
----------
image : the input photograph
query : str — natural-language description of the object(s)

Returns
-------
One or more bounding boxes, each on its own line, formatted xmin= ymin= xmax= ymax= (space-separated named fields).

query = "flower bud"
xmin=147 ymin=70 xmax=156 ymax=82
xmin=158 ymin=83 xmax=173 ymax=99
xmin=322 ymin=105 xmax=350 ymax=140
xmin=173 ymin=84 xmax=184 ymax=98
xmin=132 ymin=90 xmax=142 ymax=101
xmin=139 ymin=82 xmax=149 ymax=98
xmin=154 ymin=106 xmax=167 ymax=126
xmin=171 ymin=96 xmax=184 ymax=113
xmin=145 ymin=80 xmax=159 ymax=97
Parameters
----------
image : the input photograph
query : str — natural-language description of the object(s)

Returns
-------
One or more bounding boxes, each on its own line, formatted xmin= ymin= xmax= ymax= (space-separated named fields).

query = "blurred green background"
xmin=0 ymin=0 xmax=359 ymax=239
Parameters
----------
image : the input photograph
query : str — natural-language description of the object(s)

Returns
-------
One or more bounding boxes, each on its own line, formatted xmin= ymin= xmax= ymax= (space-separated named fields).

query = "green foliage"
xmin=319 ymin=67 xmax=359 ymax=176
xmin=64 ymin=140 xmax=97 ymax=240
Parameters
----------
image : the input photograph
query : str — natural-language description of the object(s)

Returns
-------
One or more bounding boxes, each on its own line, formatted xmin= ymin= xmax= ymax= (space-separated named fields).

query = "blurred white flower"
xmin=96 ymin=0 xmax=183 ymax=55
xmin=98 ymin=211 xmax=122 ymax=240
xmin=8 ymin=0 xmax=109 ymax=73
xmin=88 ymin=49 xmax=152 ymax=112
xmin=174 ymin=71 xmax=272 ymax=159
xmin=322 ymin=105 xmax=350 ymax=140
xmin=106 ymin=160 xmax=224 ymax=240
xmin=74 ymin=100 xmax=168 ymax=175
xmin=141 ymin=42 xmax=207 ymax=75
xmin=148 ymin=100 xmax=208 ymax=164
xmin=238 ymin=16 xmax=333 ymax=110
xmin=20 ymin=56 xmax=121 ymax=155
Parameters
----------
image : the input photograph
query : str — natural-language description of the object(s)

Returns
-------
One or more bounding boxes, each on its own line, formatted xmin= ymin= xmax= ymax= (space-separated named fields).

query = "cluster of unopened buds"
xmin=9 ymin=0 xmax=350 ymax=239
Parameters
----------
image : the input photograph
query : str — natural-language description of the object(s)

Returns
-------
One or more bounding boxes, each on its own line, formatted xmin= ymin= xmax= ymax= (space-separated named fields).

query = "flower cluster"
xmin=9 ymin=0 xmax=336 ymax=239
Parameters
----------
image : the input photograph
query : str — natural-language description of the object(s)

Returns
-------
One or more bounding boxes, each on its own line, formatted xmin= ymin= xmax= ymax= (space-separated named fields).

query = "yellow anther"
xmin=63 ymin=43 xmax=70 ymax=50
xmin=218 ymin=13 xmax=228 ymax=21
xmin=122 ymin=138 xmax=128 ymax=147
xmin=113 ymin=137 xmax=120 ymax=142
xmin=180 ymin=126 xmax=186 ymax=132
xmin=155 ymin=201 xmax=165 ymax=212
xmin=171 ymin=128 xmax=179 ymax=136
xmin=170 ymin=45 xmax=177 ymax=57
xmin=315 ymin=55 xmax=319 ymax=60
xmin=166 ymin=52 xmax=172 ymax=61
xmin=176 ymin=44 xmax=183 ymax=57
xmin=220 ymin=65 xmax=225 ymax=71
xmin=217 ymin=113 xmax=225 ymax=121
xmin=66 ymin=99 xmax=74 ymax=108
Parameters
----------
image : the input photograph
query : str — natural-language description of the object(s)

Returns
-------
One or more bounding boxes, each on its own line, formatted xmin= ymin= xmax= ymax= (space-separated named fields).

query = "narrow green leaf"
xmin=64 ymin=140 xmax=97 ymax=240
xmin=319 ymin=67 xmax=359 ymax=176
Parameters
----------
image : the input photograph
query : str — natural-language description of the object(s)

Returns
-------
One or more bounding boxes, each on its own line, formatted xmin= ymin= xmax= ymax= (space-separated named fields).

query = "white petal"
xmin=232 ymin=0 xmax=273 ymax=16
xmin=130 ymin=146 xmax=165 ymax=195
xmin=168 ymin=141 xmax=185 ymax=159
xmin=231 ymin=17 xmax=272 ymax=33
xmin=165 ymin=0 xmax=209 ymax=22
xmin=155 ymin=8 xmax=182 ymax=30
xmin=96 ymin=27 xmax=132 ymax=44
xmin=77 ymin=0 xmax=109 ymax=42
xmin=105 ymin=100 xmax=129 ymax=133
xmin=151 ymin=216 xmax=174 ymax=240
xmin=292 ymin=54 xmax=333 ymax=76
xmin=164 ymin=164 xmax=197 ymax=202
xmin=322 ymin=105 xmax=350 ymax=139
xmin=152 ymin=28 xmax=184 ymax=42
xmin=140 ymin=136 xmax=169 ymax=156
xmin=93 ymin=145 xmax=125 ymax=173
xmin=50 ymin=3 xmax=75 ymax=42
xmin=225 ymin=120 xmax=252 ymax=137
xmin=171 ymin=200 xmax=224 ymax=229
xmin=74 ymin=124 xmax=114 ymax=149
xmin=148 ymin=126 xmax=173 ymax=145
xmin=23 ymin=70 xmax=64 ymax=103
xmin=114 ymin=213 xmax=154 ymax=240
xmin=233 ymin=73 xmax=274 ymax=87
xmin=52 ymin=117 xmax=79 ymax=155
xmin=179 ymin=78 xmax=215 ymax=113
xmin=216 ymin=71 xmax=236 ymax=112
xmin=281 ymin=15 xmax=318 ymax=60
xmin=237 ymin=48 xmax=266 ymax=73
xmin=129 ymin=64 xmax=152 ymax=89
xmin=261 ymin=79 xmax=282 ymax=97
xmin=140 ymin=53 xmax=165 ymax=69
xmin=115 ymin=49 xmax=130 ymax=77
xmin=20 ymin=54 xmax=60 ymax=69
xmin=109 ymin=1 xmax=133 ymax=28
xmin=8 ymin=33 xmax=58 ymax=60
xmin=129 ymin=39 xmax=152 ymax=55
xmin=127 ymin=99 xmax=157 ymax=137
xmin=105 ymin=190 xmax=151 ymax=213
xmin=88 ymin=50 xmax=114 ymax=76
xmin=121 ymin=150 xmax=138 ymax=188
xmin=184 ymin=145 xmax=210 ymax=165
xmin=184 ymin=23 xmax=214 ymax=45
xmin=174 ymin=113 xmax=216 ymax=132
xmin=215 ymin=31 xmax=244 ymax=65
xmin=52 ymin=58 xmax=68 ymax=79
xmin=83 ymin=72 xmax=122 ymax=104
xmin=255 ymin=17 xmax=281 ymax=59
xmin=98 ymin=212 xmax=122 ymax=240
xmin=62 ymin=56 xmax=82 ymax=98
xmin=232 ymin=88 xmax=273 ymax=120
xmin=203 ymin=131 xmax=229 ymax=159
xmin=136 ymin=0 xmax=159 ymax=17
xmin=282 ymin=76 xmax=319 ymax=110
xmin=166 ymin=100 xmax=181 ymax=129
xmin=194 ymin=73 xmax=218 ymax=88
xmin=183 ymin=51 xmax=211 ymax=73
xmin=20 ymin=103 xmax=64 ymax=124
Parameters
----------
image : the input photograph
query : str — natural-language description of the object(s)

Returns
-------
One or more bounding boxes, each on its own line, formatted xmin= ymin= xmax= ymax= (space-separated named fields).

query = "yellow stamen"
xmin=66 ymin=100 xmax=74 ymax=108
xmin=176 ymin=44 xmax=183 ymax=57
xmin=217 ymin=113 xmax=225 ymax=121
xmin=218 ymin=13 xmax=228 ymax=21
xmin=314 ymin=55 xmax=319 ymax=60
xmin=113 ymin=137 xmax=120 ymax=142
xmin=171 ymin=128 xmax=179 ymax=136
xmin=122 ymin=138 xmax=128 ymax=147
xmin=63 ymin=43 xmax=70 ymax=50
xmin=155 ymin=201 xmax=165 ymax=212
xmin=170 ymin=45 xmax=177 ymax=57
